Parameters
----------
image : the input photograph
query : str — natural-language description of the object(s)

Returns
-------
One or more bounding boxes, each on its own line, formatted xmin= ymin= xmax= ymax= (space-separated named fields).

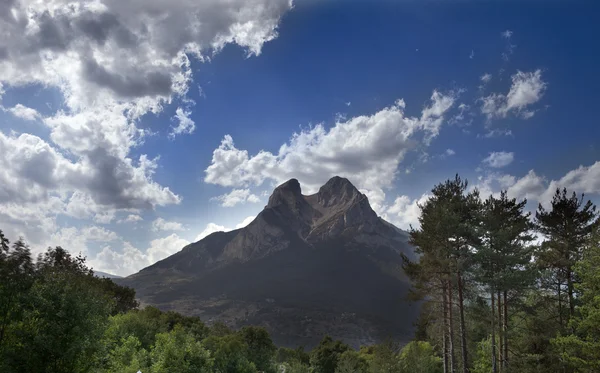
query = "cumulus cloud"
xmin=382 ymin=194 xmax=431 ymax=230
xmin=0 ymin=0 xmax=293 ymax=108
xmin=169 ymin=107 xmax=196 ymax=138
xmin=204 ymin=91 xmax=456 ymax=208
xmin=91 ymin=233 xmax=190 ymax=276
xmin=0 ymin=0 xmax=292 ymax=248
xmin=120 ymin=214 xmax=143 ymax=223
xmin=481 ymin=70 xmax=547 ymax=120
xmin=212 ymin=189 xmax=261 ymax=207
xmin=195 ymin=216 xmax=256 ymax=241
xmin=6 ymin=104 xmax=41 ymax=121
xmin=482 ymin=151 xmax=514 ymax=168
xmin=151 ymin=217 xmax=185 ymax=232
xmin=540 ymin=161 xmax=600 ymax=205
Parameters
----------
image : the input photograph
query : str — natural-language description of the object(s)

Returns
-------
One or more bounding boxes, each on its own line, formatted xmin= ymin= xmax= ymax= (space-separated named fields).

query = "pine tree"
xmin=404 ymin=175 xmax=480 ymax=373
xmin=477 ymin=191 xmax=535 ymax=371
xmin=535 ymin=188 xmax=599 ymax=328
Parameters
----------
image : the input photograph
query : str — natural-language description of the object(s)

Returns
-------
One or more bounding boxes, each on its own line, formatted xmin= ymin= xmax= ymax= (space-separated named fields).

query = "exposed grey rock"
xmin=119 ymin=176 xmax=418 ymax=349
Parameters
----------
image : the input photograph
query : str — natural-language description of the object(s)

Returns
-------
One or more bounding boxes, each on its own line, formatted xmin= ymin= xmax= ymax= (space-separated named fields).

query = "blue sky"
xmin=1 ymin=0 xmax=599 ymax=276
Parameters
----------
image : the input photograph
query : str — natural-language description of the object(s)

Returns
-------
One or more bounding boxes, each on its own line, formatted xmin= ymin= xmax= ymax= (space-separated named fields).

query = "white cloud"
xmin=195 ymin=223 xmax=228 ymax=241
xmin=481 ymin=128 xmax=513 ymax=138
xmin=6 ymin=104 xmax=41 ymax=121
xmin=151 ymin=217 xmax=185 ymax=232
xmin=91 ymin=233 xmax=190 ymax=276
xmin=169 ymin=107 xmax=196 ymax=138
xmin=507 ymin=170 xmax=546 ymax=201
xmin=92 ymin=242 xmax=148 ymax=277
xmin=481 ymin=70 xmax=547 ymax=120
xmin=212 ymin=189 xmax=261 ymax=207
xmin=0 ymin=0 xmax=293 ymax=109
xmin=146 ymin=233 xmax=190 ymax=264
xmin=0 ymin=0 xmax=292 ymax=250
xmin=482 ymin=151 xmax=514 ymax=168
xmin=382 ymin=194 xmax=431 ymax=230
xmin=204 ymin=91 xmax=456 ymax=208
xmin=46 ymin=225 xmax=118 ymax=258
xmin=120 ymin=214 xmax=143 ymax=223
xmin=194 ymin=215 xmax=256 ymax=241
xmin=469 ymin=50 xmax=475 ymax=59
xmin=501 ymin=30 xmax=514 ymax=39
xmin=540 ymin=161 xmax=600 ymax=205
xmin=446 ymin=149 xmax=456 ymax=156
xmin=0 ymin=130 xmax=180 ymax=227
xmin=479 ymin=73 xmax=492 ymax=90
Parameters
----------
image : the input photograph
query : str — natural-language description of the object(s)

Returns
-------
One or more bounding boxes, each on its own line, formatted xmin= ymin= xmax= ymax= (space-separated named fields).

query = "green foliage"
xmin=275 ymin=346 xmax=310 ymax=365
xmin=334 ymin=350 xmax=368 ymax=373
xmin=471 ymin=337 xmax=492 ymax=373
xmin=398 ymin=341 xmax=442 ymax=373
xmin=278 ymin=360 xmax=310 ymax=373
xmin=365 ymin=340 xmax=401 ymax=373
xmin=552 ymin=230 xmax=600 ymax=372
xmin=150 ymin=325 xmax=213 ymax=373
xmin=203 ymin=333 xmax=258 ymax=373
xmin=309 ymin=336 xmax=351 ymax=373
xmin=239 ymin=326 xmax=277 ymax=372
xmin=100 ymin=335 xmax=150 ymax=373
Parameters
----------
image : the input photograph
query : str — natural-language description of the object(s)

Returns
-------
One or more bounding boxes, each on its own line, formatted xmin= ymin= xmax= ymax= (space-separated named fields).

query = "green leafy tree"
xmin=8 ymin=247 xmax=113 ymax=373
xmin=150 ymin=325 xmax=213 ymax=373
xmin=99 ymin=335 xmax=150 ymax=373
xmin=398 ymin=341 xmax=442 ymax=373
xmin=0 ymin=237 xmax=34 ymax=350
xmin=239 ymin=326 xmax=276 ymax=372
xmin=471 ymin=337 xmax=492 ymax=373
xmin=203 ymin=333 xmax=258 ymax=373
xmin=309 ymin=336 xmax=351 ymax=373
xmin=366 ymin=340 xmax=401 ymax=373
xmin=335 ymin=350 xmax=368 ymax=373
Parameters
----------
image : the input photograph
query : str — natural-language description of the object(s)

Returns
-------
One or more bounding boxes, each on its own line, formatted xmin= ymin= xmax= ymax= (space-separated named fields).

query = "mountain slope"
xmin=120 ymin=176 xmax=419 ymax=348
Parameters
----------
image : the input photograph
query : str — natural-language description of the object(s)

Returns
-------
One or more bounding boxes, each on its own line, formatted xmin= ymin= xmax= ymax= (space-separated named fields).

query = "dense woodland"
xmin=1 ymin=175 xmax=599 ymax=373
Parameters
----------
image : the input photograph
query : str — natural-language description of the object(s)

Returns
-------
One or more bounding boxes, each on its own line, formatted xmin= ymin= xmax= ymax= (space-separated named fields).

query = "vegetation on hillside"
xmin=1 ymin=174 xmax=599 ymax=372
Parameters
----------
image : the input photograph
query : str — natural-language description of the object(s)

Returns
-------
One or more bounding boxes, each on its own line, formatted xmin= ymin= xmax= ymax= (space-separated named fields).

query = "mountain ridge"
xmin=121 ymin=176 xmax=418 ymax=348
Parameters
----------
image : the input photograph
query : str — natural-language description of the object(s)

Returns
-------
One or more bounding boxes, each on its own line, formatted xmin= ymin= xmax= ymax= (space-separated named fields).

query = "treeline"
xmin=0 ymin=230 xmax=441 ymax=373
xmin=403 ymin=175 xmax=600 ymax=373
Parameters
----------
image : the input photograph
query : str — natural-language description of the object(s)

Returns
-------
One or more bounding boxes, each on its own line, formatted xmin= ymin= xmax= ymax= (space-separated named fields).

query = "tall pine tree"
xmin=477 ymin=191 xmax=535 ymax=371
xmin=535 ymin=188 xmax=599 ymax=328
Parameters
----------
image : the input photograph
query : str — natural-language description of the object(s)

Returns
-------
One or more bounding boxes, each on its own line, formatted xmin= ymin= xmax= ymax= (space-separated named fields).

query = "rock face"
xmin=120 ymin=176 xmax=419 ymax=348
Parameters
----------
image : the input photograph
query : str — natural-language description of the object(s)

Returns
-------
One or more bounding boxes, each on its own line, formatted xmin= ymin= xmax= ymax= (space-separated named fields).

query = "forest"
xmin=1 ymin=175 xmax=599 ymax=373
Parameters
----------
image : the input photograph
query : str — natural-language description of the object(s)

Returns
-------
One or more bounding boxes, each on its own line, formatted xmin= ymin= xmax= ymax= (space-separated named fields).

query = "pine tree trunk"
xmin=497 ymin=290 xmax=503 ymax=371
xmin=503 ymin=290 xmax=508 ymax=368
xmin=490 ymin=288 xmax=497 ymax=373
xmin=566 ymin=268 xmax=575 ymax=321
xmin=557 ymin=278 xmax=563 ymax=329
xmin=448 ymin=280 xmax=456 ymax=373
xmin=457 ymin=272 xmax=469 ymax=373
xmin=443 ymin=283 xmax=449 ymax=373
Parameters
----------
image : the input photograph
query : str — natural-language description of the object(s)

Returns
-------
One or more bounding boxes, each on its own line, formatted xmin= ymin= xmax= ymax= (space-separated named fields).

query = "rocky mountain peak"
xmin=267 ymin=178 xmax=303 ymax=209
xmin=317 ymin=176 xmax=361 ymax=208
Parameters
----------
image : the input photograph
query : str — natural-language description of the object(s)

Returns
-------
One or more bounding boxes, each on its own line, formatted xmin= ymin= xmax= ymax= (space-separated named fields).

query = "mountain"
xmin=119 ymin=176 xmax=419 ymax=348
